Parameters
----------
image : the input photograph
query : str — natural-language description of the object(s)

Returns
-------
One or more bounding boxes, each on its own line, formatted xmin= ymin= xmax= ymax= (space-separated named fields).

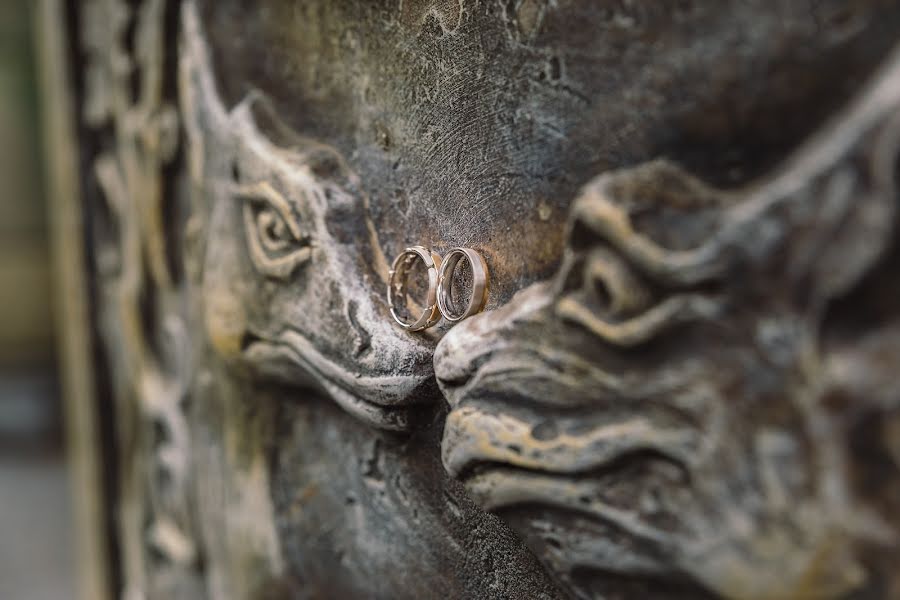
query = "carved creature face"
xmin=436 ymin=54 xmax=900 ymax=598
xmin=180 ymin=10 xmax=436 ymax=431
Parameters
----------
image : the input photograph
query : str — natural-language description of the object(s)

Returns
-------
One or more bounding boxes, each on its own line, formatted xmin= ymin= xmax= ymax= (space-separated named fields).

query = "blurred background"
xmin=0 ymin=1 xmax=75 ymax=598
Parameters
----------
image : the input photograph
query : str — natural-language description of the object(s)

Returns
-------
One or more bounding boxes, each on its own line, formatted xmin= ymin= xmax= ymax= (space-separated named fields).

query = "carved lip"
xmin=455 ymin=464 xmax=676 ymax=544
xmin=442 ymin=400 xmax=693 ymax=516
xmin=438 ymin=319 xmax=699 ymax=517
xmin=244 ymin=331 xmax=434 ymax=431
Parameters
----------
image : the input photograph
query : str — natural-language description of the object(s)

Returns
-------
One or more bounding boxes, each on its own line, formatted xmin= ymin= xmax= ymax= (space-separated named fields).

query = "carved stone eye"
xmin=238 ymin=181 xmax=312 ymax=280
xmin=255 ymin=207 xmax=293 ymax=253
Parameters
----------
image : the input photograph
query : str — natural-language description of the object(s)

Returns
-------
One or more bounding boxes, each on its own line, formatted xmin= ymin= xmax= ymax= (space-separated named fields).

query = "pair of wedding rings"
xmin=387 ymin=246 xmax=489 ymax=331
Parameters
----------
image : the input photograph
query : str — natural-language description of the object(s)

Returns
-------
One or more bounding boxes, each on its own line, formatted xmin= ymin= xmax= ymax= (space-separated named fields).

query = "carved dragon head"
xmin=179 ymin=6 xmax=437 ymax=431
xmin=436 ymin=49 xmax=900 ymax=598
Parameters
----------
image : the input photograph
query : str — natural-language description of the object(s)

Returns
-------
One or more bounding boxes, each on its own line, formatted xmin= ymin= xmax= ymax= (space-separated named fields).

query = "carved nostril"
xmin=239 ymin=331 xmax=262 ymax=353
xmin=434 ymin=333 xmax=481 ymax=390
xmin=433 ymin=345 xmax=470 ymax=389
xmin=584 ymin=247 xmax=652 ymax=317
xmin=346 ymin=300 xmax=372 ymax=358
xmin=435 ymin=342 xmax=493 ymax=396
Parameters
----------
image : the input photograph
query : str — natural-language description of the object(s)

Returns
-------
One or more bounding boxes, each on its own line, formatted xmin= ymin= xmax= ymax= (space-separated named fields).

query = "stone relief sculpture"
xmin=172 ymin=4 xmax=562 ymax=598
xmin=63 ymin=0 xmax=900 ymax=598
xmin=180 ymin=6 xmax=438 ymax=432
xmin=437 ymin=48 xmax=900 ymax=598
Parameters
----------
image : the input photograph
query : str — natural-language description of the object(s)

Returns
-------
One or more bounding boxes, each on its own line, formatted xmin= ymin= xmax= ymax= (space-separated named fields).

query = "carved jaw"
xmin=436 ymin=277 xmax=734 ymax=592
xmin=437 ymin=47 xmax=900 ymax=598
xmin=180 ymin=2 xmax=437 ymax=431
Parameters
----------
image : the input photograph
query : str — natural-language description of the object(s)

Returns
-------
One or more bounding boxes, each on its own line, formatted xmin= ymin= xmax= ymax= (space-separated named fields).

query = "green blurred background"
xmin=0 ymin=2 xmax=74 ymax=599
xmin=0 ymin=0 xmax=57 ymax=428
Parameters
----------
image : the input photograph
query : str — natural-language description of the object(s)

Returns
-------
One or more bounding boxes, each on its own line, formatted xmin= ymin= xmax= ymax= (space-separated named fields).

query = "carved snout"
xmin=182 ymin=6 xmax=440 ymax=432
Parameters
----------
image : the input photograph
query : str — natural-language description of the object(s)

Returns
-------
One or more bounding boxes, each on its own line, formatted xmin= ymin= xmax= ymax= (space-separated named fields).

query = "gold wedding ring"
xmin=437 ymin=247 xmax=489 ymax=323
xmin=387 ymin=246 xmax=443 ymax=331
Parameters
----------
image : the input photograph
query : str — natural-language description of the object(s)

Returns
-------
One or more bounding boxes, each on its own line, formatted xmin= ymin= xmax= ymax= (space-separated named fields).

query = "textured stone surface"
xmin=67 ymin=0 xmax=900 ymax=598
